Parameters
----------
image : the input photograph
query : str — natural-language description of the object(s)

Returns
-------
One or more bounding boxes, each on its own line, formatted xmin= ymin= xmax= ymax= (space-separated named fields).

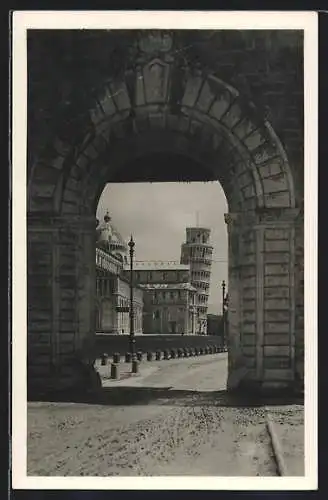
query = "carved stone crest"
xmin=138 ymin=30 xmax=173 ymax=55
xmin=143 ymin=58 xmax=170 ymax=103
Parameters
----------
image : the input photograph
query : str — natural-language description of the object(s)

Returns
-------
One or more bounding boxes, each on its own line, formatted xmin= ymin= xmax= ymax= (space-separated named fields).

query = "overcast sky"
xmin=97 ymin=182 xmax=228 ymax=314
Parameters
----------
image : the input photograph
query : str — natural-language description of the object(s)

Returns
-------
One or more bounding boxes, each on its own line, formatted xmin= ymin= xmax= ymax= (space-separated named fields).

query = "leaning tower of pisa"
xmin=180 ymin=227 xmax=213 ymax=334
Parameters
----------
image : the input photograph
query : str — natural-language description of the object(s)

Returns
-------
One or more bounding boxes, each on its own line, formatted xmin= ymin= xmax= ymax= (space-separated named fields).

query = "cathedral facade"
xmin=124 ymin=262 xmax=198 ymax=335
xmin=95 ymin=213 xmax=143 ymax=334
xmin=96 ymin=212 xmax=214 ymax=336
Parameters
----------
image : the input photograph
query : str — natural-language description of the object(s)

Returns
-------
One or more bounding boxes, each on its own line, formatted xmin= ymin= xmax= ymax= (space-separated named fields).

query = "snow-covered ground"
xmin=27 ymin=354 xmax=304 ymax=476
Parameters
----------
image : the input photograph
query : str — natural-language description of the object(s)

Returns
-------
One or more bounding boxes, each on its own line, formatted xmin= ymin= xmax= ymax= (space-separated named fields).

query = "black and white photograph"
xmin=11 ymin=11 xmax=317 ymax=490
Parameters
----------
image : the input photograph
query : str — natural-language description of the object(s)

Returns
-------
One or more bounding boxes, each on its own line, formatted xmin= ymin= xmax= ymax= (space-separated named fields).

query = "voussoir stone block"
xmin=110 ymin=81 xmax=131 ymax=110
xmin=263 ymin=174 xmax=289 ymax=194
xmin=209 ymin=92 xmax=231 ymax=122
xmin=195 ymin=80 xmax=215 ymax=113
xmin=221 ymin=102 xmax=243 ymax=129
xmin=263 ymin=191 xmax=291 ymax=208
xmin=98 ymin=92 xmax=116 ymax=118
xmin=182 ymin=75 xmax=203 ymax=108
xmin=232 ymin=118 xmax=256 ymax=140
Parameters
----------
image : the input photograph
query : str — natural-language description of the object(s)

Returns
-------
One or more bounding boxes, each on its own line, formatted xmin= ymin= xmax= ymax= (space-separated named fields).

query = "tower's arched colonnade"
xmin=27 ymin=30 xmax=304 ymax=396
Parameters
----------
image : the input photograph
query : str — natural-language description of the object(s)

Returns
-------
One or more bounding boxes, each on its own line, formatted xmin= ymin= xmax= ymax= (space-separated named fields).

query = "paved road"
xmin=27 ymin=354 xmax=280 ymax=476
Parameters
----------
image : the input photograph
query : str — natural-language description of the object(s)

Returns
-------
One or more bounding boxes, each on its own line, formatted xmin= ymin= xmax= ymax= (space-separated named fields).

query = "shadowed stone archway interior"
xmin=27 ymin=29 xmax=304 ymax=397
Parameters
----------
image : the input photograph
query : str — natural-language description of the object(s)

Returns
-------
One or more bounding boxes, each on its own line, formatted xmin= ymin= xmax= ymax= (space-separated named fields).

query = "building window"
xmin=170 ymin=291 xmax=174 ymax=300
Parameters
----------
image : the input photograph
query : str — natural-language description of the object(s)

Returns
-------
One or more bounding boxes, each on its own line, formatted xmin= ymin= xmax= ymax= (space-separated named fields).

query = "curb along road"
xmin=265 ymin=409 xmax=289 ymax=476
xmin=99 ymin=352 xmax=228 ymax=387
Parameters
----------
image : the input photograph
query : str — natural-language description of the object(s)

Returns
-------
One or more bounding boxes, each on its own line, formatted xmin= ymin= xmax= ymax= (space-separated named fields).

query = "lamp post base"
xmin=132 ymin=359 xmax=139 ymax=374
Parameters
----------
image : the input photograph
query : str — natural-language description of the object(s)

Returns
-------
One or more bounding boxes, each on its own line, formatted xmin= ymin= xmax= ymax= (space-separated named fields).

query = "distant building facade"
xmin=180 ymin=227 xmax=213 ymax=334
xmin=95 ymin=213 xmax=143 ymax=334
xmin=124 ymin=262 xmax=198 ymax=335
xmin=95 ymin=212 xmax=217 ymax=336
xmin=207 ymin=314 xmax=223 ymax=336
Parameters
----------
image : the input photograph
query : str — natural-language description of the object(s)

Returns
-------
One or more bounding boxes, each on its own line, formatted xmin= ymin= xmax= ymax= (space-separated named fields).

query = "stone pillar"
xmin=255 ymin=208 xmax=300 ymax=391
xmin=225 ymin=209 xmax=301 ymax=393
xmin=27 ymin=213 xmax=97 ymax=397
xmin=224 ymin=213 xmax=244 ymax=390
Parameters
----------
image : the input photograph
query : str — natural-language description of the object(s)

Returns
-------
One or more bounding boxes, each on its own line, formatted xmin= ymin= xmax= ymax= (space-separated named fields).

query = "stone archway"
xmin=27 ymin=30 xmax=302 ymax=395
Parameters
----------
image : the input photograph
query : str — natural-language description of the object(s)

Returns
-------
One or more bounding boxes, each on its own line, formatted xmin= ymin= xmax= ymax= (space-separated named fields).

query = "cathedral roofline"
xmin=139 ymin=283 xmax=197 ymax=292
xmin=124 ymin=261 xmax=190 ymax=271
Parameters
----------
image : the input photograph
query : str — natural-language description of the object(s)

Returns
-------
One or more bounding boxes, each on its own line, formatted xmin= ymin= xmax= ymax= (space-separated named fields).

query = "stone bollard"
xmin=177 ymin=348 xmax=183 ymax=358
xmin=137 ymin=351 xmax=143 ymax=362
xmin=163 ymin=349 xmax=170 ymax=360
xmin=170 ymin=349 xmax=177 ymax=359
xmin=113 ymin=352 xmax=120 ymax=364
xmin=132 ymin=359 xmax=139 ymax=374
xmin=155 ymin=350 xmax=161 ymax=361
xmin=101 ymin=353 xmax=108 ymax=366
xmin=147 ymin=351 xmax=153 ymax=361
xmin=111 ymin=363 xmax=120 ymax=379
xmin=125 ymin=352 xmax=132 ymax=363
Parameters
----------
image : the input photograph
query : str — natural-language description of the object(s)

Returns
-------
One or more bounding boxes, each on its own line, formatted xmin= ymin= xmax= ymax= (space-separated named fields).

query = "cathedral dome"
xmin=96 ymin=211 xmax=128 ymax=263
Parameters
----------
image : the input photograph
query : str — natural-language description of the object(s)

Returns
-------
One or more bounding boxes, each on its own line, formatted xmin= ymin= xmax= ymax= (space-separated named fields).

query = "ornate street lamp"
xmin=221 ymin=280 xmax=226 ymax=348
xmin=221 ymin=280 xmax=226 ymax=318
xmin=128 ymin=235 xmax=137 ymax=366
